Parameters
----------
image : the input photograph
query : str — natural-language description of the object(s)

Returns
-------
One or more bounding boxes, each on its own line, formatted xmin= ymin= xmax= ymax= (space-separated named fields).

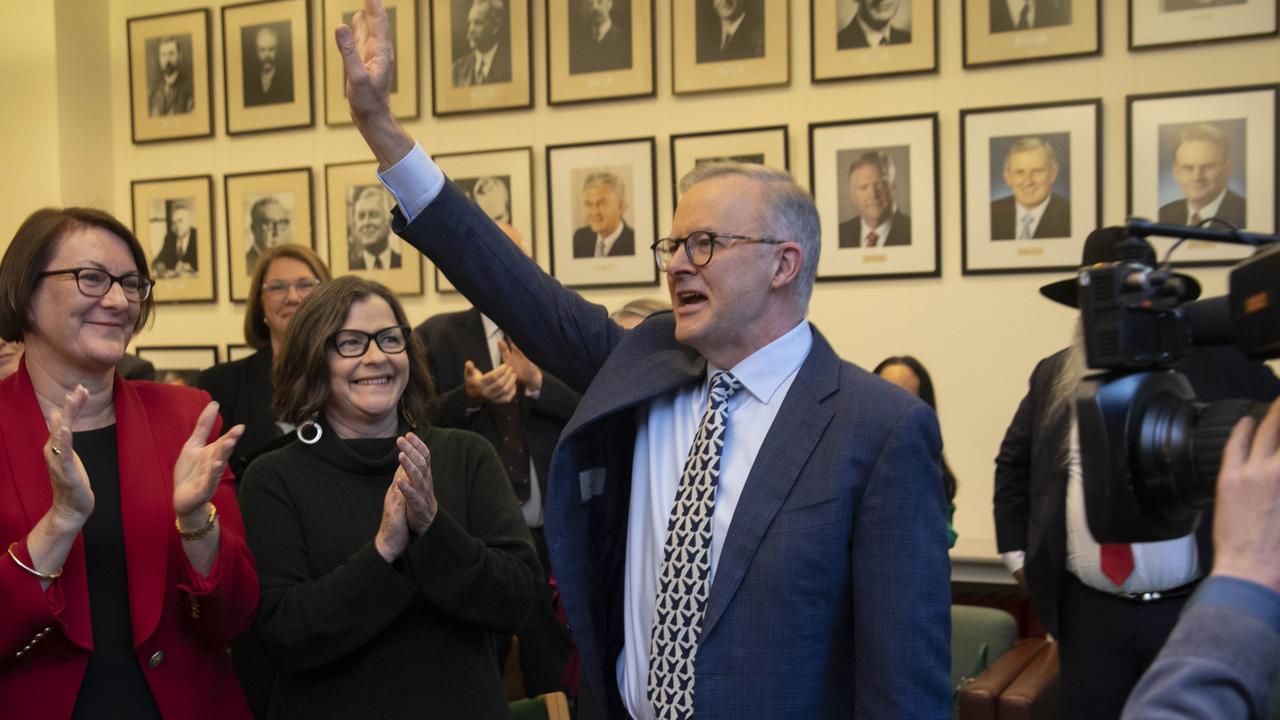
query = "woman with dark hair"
xmin=874 ymin=355 xmax=958 ymax=548
xmin=198 ymin=244 xmax=332 ymax=483
xmin=238 ymin=276 xmax=541 ymax=718
xmin=0 ymin=208 xmax=257 ymax=718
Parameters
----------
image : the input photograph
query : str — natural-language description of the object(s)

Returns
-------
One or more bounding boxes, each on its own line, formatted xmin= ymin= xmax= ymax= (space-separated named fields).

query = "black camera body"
xmin=1076 ymin=223 xmax=1280 ymax=543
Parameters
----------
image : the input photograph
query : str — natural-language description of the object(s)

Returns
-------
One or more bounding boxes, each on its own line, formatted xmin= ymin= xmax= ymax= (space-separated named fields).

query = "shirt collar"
xmin=598 ymin=221 xmax=626 ymax=254
xmin=1016 ymin=194 xmax=1052 ymax=223
xmin=857 ymin=15 xmax=891 ymax=45
xmin=862 ymin=214 xmax=895 ymax=244
xmin=593 ymin=18 xmax=613 ymax=42
xmin=362 ymin=246 xmax=394 ymax=268
xmin=475 ymin=42 xmax=498 ymax=75
xmin=708 ymin=320 xmax=813 ymax=406
xmin=481 ymin=313 xmax=500 ymax=340
xmin=721 ymin=13 xmax=746 ymax=41
xmin=1005 ymin=0 xmax=1033 ymax=25
xmin=1188 ymin=187 xmax=1229 ymax=222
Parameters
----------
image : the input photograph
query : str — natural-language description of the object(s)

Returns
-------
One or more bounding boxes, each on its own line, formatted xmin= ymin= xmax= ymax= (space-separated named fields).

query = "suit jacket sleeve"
xmin=852 ymin=402 xmax=953 ymax=717
xmin=994 ymin=364 xmax=1040 ymax=554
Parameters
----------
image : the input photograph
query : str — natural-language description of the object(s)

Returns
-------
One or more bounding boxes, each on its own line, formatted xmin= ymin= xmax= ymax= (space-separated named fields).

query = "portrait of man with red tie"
xmin=836 ymin=149 xmax=913 ymax=249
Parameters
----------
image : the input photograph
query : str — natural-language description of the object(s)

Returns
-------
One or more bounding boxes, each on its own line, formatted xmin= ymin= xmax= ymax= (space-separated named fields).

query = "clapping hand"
xmin=395 ymin=433 xmax=437 ymax=536
xmin=464 ymin=360 xmax=518 ymax=405
xmin=499 ymin=338 xmax=542 ymax=395
xmin=172 ymin=402 xmax=244 ymax=526
xmin=45 ymin=386 xmax=94 ymax=529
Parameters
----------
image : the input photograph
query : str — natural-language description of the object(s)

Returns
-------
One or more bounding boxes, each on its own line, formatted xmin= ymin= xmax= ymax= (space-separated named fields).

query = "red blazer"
xmin=0 ymin=362 xmax=258 ymax=719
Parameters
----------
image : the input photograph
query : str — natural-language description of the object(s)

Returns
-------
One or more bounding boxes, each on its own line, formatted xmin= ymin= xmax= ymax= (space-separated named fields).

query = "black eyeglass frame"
xmin=327 ymin=325 xmax=412 ymax=358
xmin=650 ymin=231 xmax=786 ymax=271
xmin=37 ymin=267 xmax=155 ymax=302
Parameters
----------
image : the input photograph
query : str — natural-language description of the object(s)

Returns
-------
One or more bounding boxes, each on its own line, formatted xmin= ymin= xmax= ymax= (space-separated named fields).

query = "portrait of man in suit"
xmin=838 ymin=0 xmax=912 ymax=49
xmin=569 ymin=0 xmax=632 ymax=75
xmin=245 ymin=195 xmax=293 ymax=272
xmin=1163 ymin=0 xmax=1246 ymax=10
xmin=146 ymin=35 xmax=195 ymax=117
xmin=1157 ymin=123 xmax=1246 ymax=229
xmin=151 ymin=199 xmax=199 ymax=278
xmin=348 ymin=185 xmax=401 ymax=270
xmin=451 ymin=0 xmax=511 ymax=87
xmin=990 ymin=136 xmax=1071 ymax=240
xmin=990 ymin=0 xmax=1072 ymax=33
xmin=242 ymin=22 xmax=294 ymax=107
xmin=838 ymin=150 xmax=912 ymax=248
xmin=696 ymin=0 xmax=765 ymax=63
xmin=571 ymin=171 xmax=635 ymax=258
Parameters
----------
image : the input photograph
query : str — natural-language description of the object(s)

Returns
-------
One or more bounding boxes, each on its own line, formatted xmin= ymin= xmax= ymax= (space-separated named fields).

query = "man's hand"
xmin=499 ymin=338 xmax=542 ymax=395
xmin=335 ymin=0 xmax=414 ymax=169
xmin=1211 ymin=398 xmax=1280 ymax=594
xmin=463 ymin=360 xmax=518 ymax=405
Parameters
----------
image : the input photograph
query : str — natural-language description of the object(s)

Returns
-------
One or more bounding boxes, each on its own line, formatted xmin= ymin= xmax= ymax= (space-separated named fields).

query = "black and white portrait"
xmin=990 ymin=0 xmax=1072 ymax=32
xmin=569 ymin=0 xmax=632 ymax=74
xmin=451 ymin=0 xmax=511 ymax=86
xmin=695 ymin=153 xmax=766 ymax=166
xmin=241 ymin=20 xmax=294 ymax=106
xmin=696 ymin=0 xmax=764 ymax=62
xmin=1163 ymin=0 xmax=1246 ymax=10
xmin=145 ymin=34 xmax=195 ymax=116
xmin=571 ymin=169 xmax=635 ymax=258
xmin=835 ymin=147 xmax=913 ymax=248
xmin=838 ymin=0 xmax=913 ymax=48
xmin=458 ymin=176 xmax=513 ymax=223
xmin=244 ymin=194 xmax=295 ymax=271
xmin=150 ymin=198 xmax=200 ymax=278
xmin=346 ymin=185 xmax=401 ymax=270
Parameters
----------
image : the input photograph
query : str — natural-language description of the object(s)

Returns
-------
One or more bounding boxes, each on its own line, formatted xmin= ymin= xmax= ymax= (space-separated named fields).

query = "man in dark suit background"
xmin=696 ymin=0 xmax=764 ymax=62
xmin=991 ymin=137 xmax=1071 ymax=240
xmin=569 ymin=0 xmax=631 ymax=74
xmin=571 ymin=171 xmax=635 ymax=258
xmin=348 ymin=185 xmax=401 ymax=270
xmin=1157 ymin=123 xmax=1246 ymax=229
xmin=147 ymin=36 xmax=194 ymax=116
xmin=451 ymin=0 xmax=511 ymax=86
xmin=151 ymin=200 xmax=199 ymax=277
xmin=415 ymin=222 xmax=577 ymax=699
xmin=243 ymin=23 xmax=293 ymax=106
xmin=994 ymin=228 xmax=1280 ymax=719
xmin=837 ymin=0 xmax=912 ymax=48
xmin=837 ymin=151 xmax=911 ymax=248
xmin=990 ymin=0 xmax=1072 ymax=32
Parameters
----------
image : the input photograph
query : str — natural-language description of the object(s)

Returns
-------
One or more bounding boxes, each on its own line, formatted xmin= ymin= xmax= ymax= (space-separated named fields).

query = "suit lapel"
xmin=700 ymin=330 xmax=840 ymax=639
xmin=564 ymin=331 xmax=705 ymax=438
xmin=114 ymin=377 xmax=170 ymax=646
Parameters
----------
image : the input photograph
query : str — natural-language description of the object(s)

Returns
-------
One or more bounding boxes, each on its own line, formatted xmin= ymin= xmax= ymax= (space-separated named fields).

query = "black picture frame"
xmin=669 ymin=125 xmax=790 ymax=208
xmin=1129 ymin=0 xmax=1278 ymax=50
xmin=961 ymin=0 xmax=1101 ymax=69
xmin=134 ymin=344 xmax=221 ymax=386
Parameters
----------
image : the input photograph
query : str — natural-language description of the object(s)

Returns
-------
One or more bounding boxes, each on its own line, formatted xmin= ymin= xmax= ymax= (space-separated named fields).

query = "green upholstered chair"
xmin=508 ymin=691 xmax=571 ymax=720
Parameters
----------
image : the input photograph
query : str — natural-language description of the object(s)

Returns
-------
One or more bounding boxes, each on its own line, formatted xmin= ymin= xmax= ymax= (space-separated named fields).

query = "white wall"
xmin=12 ymin=0 xmax=1279 ymax=561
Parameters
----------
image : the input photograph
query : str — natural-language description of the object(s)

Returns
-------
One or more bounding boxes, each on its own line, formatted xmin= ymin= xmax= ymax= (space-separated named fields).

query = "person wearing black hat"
xmin=993 ymin=227 xmax=1280 ymax=719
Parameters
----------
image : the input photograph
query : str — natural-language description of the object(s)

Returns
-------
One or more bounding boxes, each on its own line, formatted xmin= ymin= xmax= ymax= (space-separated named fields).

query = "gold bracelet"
xmin=175 ymin=504 xmax=218 ymax=542
xmin=7 ymin=542 xmax=63 ymax=580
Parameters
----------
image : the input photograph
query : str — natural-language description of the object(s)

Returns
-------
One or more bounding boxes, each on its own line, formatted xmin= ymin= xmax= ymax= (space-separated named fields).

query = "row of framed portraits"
xmin=129 ymin=82 xmax=1277 ymax=299
xmin=132 ymin=344 xmax=258 ymax=386
xmin=127 ymin=0 xmax=1280 ymax=142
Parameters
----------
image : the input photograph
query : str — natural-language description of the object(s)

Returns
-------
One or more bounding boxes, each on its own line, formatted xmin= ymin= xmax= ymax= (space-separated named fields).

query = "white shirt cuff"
xmin=377 ymin=143 xmax=444 ymax=223
xmin=1001 ymin=550 xmax=1025 ymax=575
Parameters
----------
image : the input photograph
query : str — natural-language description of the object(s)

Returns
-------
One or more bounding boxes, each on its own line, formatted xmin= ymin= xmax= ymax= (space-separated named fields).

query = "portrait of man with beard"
xmin=147 ymin=35 xmax=195 ymax=116
xmin=451 ymin=0 xmax=511 ymax=86
xmin=347 ymin=185 xmax=401 ymax=270
xmin=242 ymin=21 xmax=294 ymax=107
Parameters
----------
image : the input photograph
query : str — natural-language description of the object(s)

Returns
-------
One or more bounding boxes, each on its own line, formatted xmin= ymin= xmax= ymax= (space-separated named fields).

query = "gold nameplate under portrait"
xmin=672 ymin=0 xmax=790 ymax=94
xmin=812 ymin=0 xmax=937 ymax=82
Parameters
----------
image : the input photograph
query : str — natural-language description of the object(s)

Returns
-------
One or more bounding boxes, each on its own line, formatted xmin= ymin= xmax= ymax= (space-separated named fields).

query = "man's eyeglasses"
xmin=328 ymin=325 xmax=411 ymax=358
xmin=262 ymin=278 xmax=322 ymax=297
xmin=38 ymin=267 xmax=154 ymax=302
xmin=650 ymin=231 xmax=785 ymax=271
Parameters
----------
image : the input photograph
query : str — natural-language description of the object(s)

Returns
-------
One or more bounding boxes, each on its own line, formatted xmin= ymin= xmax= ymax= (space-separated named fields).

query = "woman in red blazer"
xmin=0 ymin=208 xmax=258 ymax=719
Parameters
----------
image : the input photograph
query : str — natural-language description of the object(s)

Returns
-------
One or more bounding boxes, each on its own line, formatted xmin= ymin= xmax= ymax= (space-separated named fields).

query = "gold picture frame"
xmin=222 ymin=0 xmax=315 ymax=135
xmin=323 ymin=0 xmax=420 ymax=125
xmin=430 ymin=0 xmax=533 ymax=115
xmin=224 ymin=167 xmax=316 ymax=301
xmin=962 ymin=0 xmax=1099 ymax=68
xmin=547 ymin=0 xmax=654 ymax=105
xmin=672 ymin=0 xmax=790 ymax=95
xmin=126 ymin=8 xmax=215 ymax=144
xmin=811 ymin=0 xmax=937 ymax=82
xmin=325 ymin=161 xmax=424 ymax=295
xmin=130 ymin=175 xmax=217 ymax=304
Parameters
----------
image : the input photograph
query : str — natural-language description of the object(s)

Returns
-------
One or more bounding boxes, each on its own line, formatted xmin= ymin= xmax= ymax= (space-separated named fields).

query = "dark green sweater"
xmin=239 ymin=421 xmax=541 ymax=719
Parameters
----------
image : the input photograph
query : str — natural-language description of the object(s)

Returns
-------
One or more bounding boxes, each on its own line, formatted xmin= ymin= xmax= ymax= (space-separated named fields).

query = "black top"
xmin=239 ymin=421 xmax=542 ymax=719
xmin=198 ymin=348 xmax=281 ymax=482
xmin=70 ymin=425 xmax=161 ymax=720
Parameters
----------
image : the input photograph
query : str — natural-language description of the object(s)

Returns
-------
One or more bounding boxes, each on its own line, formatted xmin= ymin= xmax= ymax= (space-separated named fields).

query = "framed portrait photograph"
xmin=809 ymin=114 xmax=939 ymax=281
xmin=324 ymin=0 xmax=420 ymax=124
xmin=434 ymin=147 xmax=538 ymax=293
xmin=670 ymin=125 xmax=790 ymax=207
xmin=222 ymin=0 xmax=313 ymax=135
xmin=546 ymin=137 xmax=659 ymax=289
xmin=547 ymin=0 xmax=655 ymax=105
xmin=962 ymin=0 xmax=1099 ymax=68
xmin=671 ymin=0 xmax=789 ymax=95
xmin=1130 ymin=0 xmax=1277 ymax=49
xmin=1127 ymin=84 xmax=1278 ymax=266
xmin=961 ymin=99 xmax=1101 ymax=276
xmin=127 ymin=8 xmax=214 ymax=144
xmin=130 ymin=175 xmax=217 ymax=304
xmin=325 ymin=161 xmax=424 ymax=295
xmin=224 ymin=167 xmax=316 ymax=302
xmin=226 ymin=344 xmax=256 ymax=362
xmin=811 ymin=0 xmax=938 ymax=82
xmin=430 ymin=0 xmax=533 ymax=115
xmin=134 ymin=345 xmax=220 ymax=386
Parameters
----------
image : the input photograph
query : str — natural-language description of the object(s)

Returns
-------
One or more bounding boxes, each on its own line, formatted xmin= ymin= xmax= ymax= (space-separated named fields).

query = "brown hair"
xmin=243 ymin=244 xmax=332 ymax=349
xmin=0 ymin=207 xmax=155 ymax=342
xmin=272 ymin=275 xmax=434 ymax=427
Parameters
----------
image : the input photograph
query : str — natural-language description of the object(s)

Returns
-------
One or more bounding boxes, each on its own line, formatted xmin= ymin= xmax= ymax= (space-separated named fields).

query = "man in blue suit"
xmin=335 ymin=3 xmax=951 ymax=717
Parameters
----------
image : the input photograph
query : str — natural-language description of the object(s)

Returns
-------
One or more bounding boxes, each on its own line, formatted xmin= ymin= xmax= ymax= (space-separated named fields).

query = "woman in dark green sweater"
xmin=238 ymin=276 xmax=541 ymax=719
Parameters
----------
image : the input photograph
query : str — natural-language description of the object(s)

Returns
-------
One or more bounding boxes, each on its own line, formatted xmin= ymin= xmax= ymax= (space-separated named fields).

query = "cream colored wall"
xmin=0 ymin=1 xmax=62 ymax=244
xmin=32 ymin=1 xmax=1280 ymax=561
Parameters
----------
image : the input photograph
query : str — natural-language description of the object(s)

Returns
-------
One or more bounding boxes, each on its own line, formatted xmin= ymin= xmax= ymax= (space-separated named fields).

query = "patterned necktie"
xmin=596 ymin=238 xmax=607 ymax=257
xmin=1189 ymin=211 xmax=1203 ymax=227
xmin=1017 ymin=1 xmax=1031 ymax=29
xmin=649 ymin=370 xmax=742 ymax=719
xmin=1018 ymin=214 xmax=1035 ymax=240
xmin=865 ymin=230 xmax=879 ymax=248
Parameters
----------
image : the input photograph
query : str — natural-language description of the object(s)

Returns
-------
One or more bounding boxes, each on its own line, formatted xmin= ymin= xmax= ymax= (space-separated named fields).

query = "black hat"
xmin=1039 ymin=227 xmax=1202 ymax=308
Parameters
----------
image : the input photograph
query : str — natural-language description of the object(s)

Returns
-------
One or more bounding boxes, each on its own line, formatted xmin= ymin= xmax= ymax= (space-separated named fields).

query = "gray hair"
xmin=677 ymin=162 xmax=820 ymax=308
xmin=250 ymin=196 xmax=284 ymax=223
xmin=1004 ymin=137 xmax=1058 ymax=172
xmin=848 ymin=151 xmax=896 ymax=187
xmin=1173 ymin=123 xmax=1230 ymax=161
xmin=582 ymin=171 xmax=625 ymax=204
xmin=473 ymin=0 xmax=506 ymax=23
